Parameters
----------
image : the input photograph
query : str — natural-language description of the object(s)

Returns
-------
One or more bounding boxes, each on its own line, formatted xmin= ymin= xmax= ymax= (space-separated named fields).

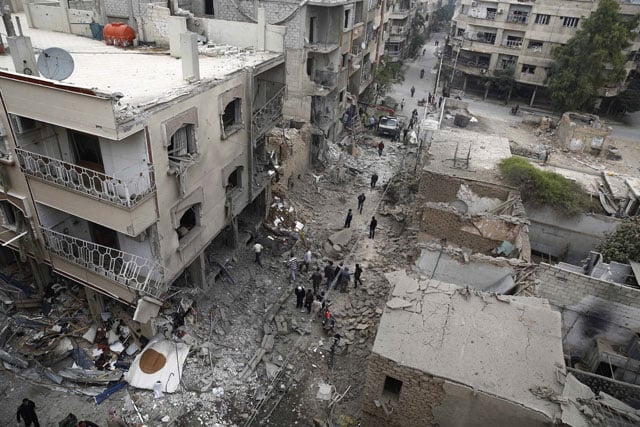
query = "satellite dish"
xmin=361 ymin=42 xmax=366 ymax=50
xmin=37 ymin=47 xmax=75 ymax=81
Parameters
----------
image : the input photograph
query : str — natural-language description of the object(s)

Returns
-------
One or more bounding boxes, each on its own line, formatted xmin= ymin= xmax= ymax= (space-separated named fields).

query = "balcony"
xmin=305 ymin=41 xmax=340 ymax=54
xmin=42 ymin=227 xmax=166 ymax=299
xmin=503 ymin=39 xmax=523 ymax=49
xmin=389 ymin=8 xmax=410 ymax=19
xmin=507 ymin=12 xmax=529 ymax=24
xmin=15 ymin=149 xmax=154 ymax=208
xmin=390 ymin=25 xmax=409 ymax=36
xmin=252 ymin=85 xmax=285 ymax=139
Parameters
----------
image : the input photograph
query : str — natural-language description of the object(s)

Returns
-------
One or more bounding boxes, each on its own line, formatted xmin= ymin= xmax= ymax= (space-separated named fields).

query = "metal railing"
xmin=503 ymin=39 xmax=523 ymax=48
xmin=252 ymin=86 xmax=285 ymax=139
xmin=507 ymin=13 xmax=529 ymax=24
xmin=15 ymin=149 xmax=155 ymax=208
xmin=42 ymin=227 xmax=166 ymax=298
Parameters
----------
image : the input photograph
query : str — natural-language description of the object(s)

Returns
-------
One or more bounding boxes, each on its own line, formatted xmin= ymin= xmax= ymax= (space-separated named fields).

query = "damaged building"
xmin=0 ymin=12 xmax=285 ymax=329
xmin=362 ymin=270 xmax=565 ymax=426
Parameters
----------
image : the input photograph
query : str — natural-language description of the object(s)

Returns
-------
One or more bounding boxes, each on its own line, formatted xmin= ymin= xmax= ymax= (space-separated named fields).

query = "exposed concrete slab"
xmin=373 ymin=271 xmax=564 ymax=422
xmin=414 ymin=249 xmax=514 ymax=293
xmin=386 ymin=297 xmax=413 ymax=310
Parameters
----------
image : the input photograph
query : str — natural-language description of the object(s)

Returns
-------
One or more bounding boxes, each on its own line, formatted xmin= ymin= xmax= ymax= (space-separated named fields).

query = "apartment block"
xmin=446 ymin=0 xmax=640 ymax=104
xmin=385 ymin=0 xmax=417 ymax=61
xmin=0 ymin=12 xmax=285 ymax=323
xmin=213 ymin=0 xmax=389 ymax=141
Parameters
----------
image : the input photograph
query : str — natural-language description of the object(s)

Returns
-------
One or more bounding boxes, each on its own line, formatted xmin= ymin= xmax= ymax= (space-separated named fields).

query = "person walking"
xmin=287 ymin=252 xmax=298 ymax=282
xmin=438 ymin=96 xmax=443 ymax=108
xmin=310 ymin=267 xmax=323 ymax=294
xmin=324 ymin=261 xmax=335 ymax=289
xmin=369 ymin=216 xmax=378 ymax=239
xmin=302 ymin=248 xmax=312 ymax=273
xmin=17 ymin=398 xmax=40 ymax=427
xmin=410 ymin=86 xmax=415 ymax=97
xmin=422 ymin=48 xmax=426 ymax=56
xmin=344 ymin=209 xmax=353 ymax=228
xmin=357 ymin=193 xmax=366 ymax=214
xmin=354 ymin=264 xmax=363 ymax=288
xmin=295 ymin=286 xmax=305 ymax=309
xmin=304 ymin=289 xmax=314 ymax=313
xmin=370 ymin=173 xmax=378 ymax=189
xmin=377 ymin=140 xmax=384 ymax=156
xmin=400 ymin=98 xmax=405 ymax=111
xmin=311 ymin=295 xmax=323 ymax=319
xmin=253 ymin=241 xmax=264 ymax=267
xmin=420 ymin=69 xmax=425 ymax=79
xmin=403 ymin=128 xmax=409 ymax=142
xmin=339 ymin=265 xmax=351 ymax=293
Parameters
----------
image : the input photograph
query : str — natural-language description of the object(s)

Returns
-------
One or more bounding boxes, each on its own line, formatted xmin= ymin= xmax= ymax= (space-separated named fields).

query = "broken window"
xmin=205 ymin=0 xmax=214 ymax=15
xmin=10 ymin=114 xmax=40 ymax=134
xmin=344 ymin=9 xmax=351 ymax=29
xmin=339 ymin=90 xmax=345 ymax=103
xmin=342 ymin=53 xmax=349 ymax=68
xmin=309 ymin=17 xmax=317 ymax=43
xmin=521 ymin=64 xmax=536 ymax=74
xmin=383 ymin=376 xmax=402 ymax=399
xmin=168 ymin=124 xmax=197 ymax=160
xmin=176 ymin=203 xmax=201 ymax=244
xmin=222 ymin=98 xmax=243 ymax=137
xmin=528 ymin=40 xmax=543 ymax=51
xmin=227 ymin=167 xmax=242 ymax=189
xmin=0 ymin=201 xmax=16 ymax=228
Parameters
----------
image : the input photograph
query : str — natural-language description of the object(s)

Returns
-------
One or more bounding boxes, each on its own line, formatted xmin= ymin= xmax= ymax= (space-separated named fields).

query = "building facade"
xmin=211 ymin=0 xmax=390 ymax=141
xmin=445 ymin=0 xmax=640 ymax=105
xmin=0 ymin=12 xmax=285 ymax=326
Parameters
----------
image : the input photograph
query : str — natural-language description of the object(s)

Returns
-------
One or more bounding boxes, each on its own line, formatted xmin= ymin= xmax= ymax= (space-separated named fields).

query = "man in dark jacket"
xmin=17 ymin=398 xmax=40 ymax=427
xmin=357 ymin=193 xmax=366 ymax=214
xmin=310 ymin=267 xmax=323 ymax=294
xmin=354 ymin=264 xmax=363 ymax=288
xmin=324 ymin=261 xmax=335 ymax=289
xmin=369 ymin=216 xmax=378 ymax=239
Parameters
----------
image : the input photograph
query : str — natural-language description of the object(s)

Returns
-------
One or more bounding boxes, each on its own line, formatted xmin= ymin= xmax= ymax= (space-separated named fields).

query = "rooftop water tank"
xmin=103 ymin=23 xmax=135 ymax=47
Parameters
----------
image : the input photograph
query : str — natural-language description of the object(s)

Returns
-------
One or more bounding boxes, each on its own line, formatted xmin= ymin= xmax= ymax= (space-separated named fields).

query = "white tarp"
xmin=124 ymin=337 xmax=190 ymax=393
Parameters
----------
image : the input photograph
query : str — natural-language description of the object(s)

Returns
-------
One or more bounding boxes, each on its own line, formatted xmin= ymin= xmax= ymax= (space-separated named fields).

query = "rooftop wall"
xmin=537 ymin=263 xmax=640 ymax=309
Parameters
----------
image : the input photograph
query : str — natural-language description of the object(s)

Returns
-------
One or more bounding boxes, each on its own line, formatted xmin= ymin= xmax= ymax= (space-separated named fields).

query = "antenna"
xmin=36 ymin=47 xmax=75 ymax=81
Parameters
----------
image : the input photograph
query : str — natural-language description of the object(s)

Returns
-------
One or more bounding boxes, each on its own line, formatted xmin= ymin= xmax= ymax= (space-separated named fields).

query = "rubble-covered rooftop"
xmin=373 ymin=270 xmax=565 ymax=420
xmin=0 ymin=18 xmax=281 ymax=119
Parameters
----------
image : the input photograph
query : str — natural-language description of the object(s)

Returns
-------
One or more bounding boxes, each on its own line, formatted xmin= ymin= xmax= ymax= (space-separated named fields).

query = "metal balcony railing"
xmin=351 ymin=45 xmax=363 ymax=57
xmin=503 ymin=39 xmax=523 ymax=48
xmin=42 ymin=227 xmax=166 ymax=298
xmin=15 ymin=149 xmax=155 ymax=208
xmin=252 ymin=85 xmax=285 ymax=139
xmin=507 ymin=13 xmax=529 ymax=24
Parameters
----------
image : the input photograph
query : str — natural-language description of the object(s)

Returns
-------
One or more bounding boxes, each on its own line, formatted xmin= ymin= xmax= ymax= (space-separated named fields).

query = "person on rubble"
xmin=287 ymin=252 xmax=298 ymax=282
xmin=311 ymin=295 xmax=323 ymax=318
xmin=370 ymin=173 xmax=378 ymax=189
xmin=310 ymin=267 xmax=323 ymax=294
xmin=295 ymin=285 xmax=306 ymax=309
xmin=17 ymin=398 xmax=40 ymax=427
xmin=354 ymin=264 xmax=363 ymax=288
xmin=369 ymin=216 xmax=378 ymax=239
xmin=357 ymin=193 xmax=366 ymax=214
xmin=410 ymin=86 xmax=415 ymax=97
xmin=339 ymin=265 xmax=351 ymax=293
xmin=304 ymin=288 xmax=315 ymax=313
xmin=377 ymin=140 xmax=385 ymax=156
xmin=253 ymin=241 xmax=264 ymax=267
xmin=324 ymin=261 xmax=335 ymax=289
xmin=344 ymin=209 xmax=353 ymax=228
xmin=302 ymin=247 xmax=312 ymax=272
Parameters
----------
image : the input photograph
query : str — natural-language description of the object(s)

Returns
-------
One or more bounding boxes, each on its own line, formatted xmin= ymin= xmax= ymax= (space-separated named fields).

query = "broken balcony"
xmin=41 ymin=227 xmax=167 ymax=300
xmin=312 ymin=69 xmax=338 ymax=95
xmin=252 ymin=84 xmax=285 ymax=140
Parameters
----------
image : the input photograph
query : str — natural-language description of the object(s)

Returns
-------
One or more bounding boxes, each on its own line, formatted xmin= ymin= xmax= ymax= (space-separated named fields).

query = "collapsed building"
xmin=0 ymin=12 xmax=285 ymax=330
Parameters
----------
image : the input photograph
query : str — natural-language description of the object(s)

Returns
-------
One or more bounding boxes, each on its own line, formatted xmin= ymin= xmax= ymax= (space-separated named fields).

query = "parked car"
xmin=377 ymin=116 xmax=400 ymax=137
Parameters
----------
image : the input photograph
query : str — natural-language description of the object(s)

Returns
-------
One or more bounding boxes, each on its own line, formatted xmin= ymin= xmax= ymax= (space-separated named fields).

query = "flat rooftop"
xmin=374 ymin=270 xmax=565 ymax=420
xmin=0 ymin=17 xmax=281 ymax=120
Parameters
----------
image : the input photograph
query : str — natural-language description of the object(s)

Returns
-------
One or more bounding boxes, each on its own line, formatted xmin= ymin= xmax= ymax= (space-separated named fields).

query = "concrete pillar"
xmin=169 ymin=16 xmax=188 ymax=58
xmin=530 ymin=86 xmax=537 ymax=107
xmin=85 ymin=287 xmax=105 ymax=322
xmin=180 ymin=32 xmax=200 ymax=82
xmin=7 ymin=36 xmax=39 ymax=76
xmin=256 ymin=8 xmax=266 ymax=51
xmin=187 ymin=252 xmax=207 ymax=289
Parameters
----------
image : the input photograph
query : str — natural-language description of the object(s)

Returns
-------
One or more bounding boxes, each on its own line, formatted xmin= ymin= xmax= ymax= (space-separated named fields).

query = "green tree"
xmin=432 ymin=4 xmax=454 ymax=26
xmin=598 ymin=217 xmax=640 ymax=263
xmin=480 ymin=66 xmax=517 ymax=102
xmin=498 ymin=157 xmax=592 ymax=216
xmin=547 ymin=0 xmax=639 ymax=112
xmin=371 ymin=56 xmax=404 ymax=97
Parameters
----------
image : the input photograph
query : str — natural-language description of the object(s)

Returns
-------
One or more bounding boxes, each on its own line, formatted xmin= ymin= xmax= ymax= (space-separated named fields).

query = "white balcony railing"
xmin=42 ymin=227 xmax=166 ymax=298
xmin=15 ymin=149 xmax=155 ymax=208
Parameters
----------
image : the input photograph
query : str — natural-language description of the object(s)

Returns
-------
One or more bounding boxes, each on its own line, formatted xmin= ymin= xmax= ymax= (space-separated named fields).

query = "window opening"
xmin=562 ymin=17 xmax=579 ymax=28
xmin=535 ymin=14 xmax=550 ymax=25
xmin=383 ymin=376 xmax=403 ymax=399
xmin=205 ymin=0 xmax=214 ymax=15
xmin=521 ymin=64 xmax=536 ymax=74
xmin=309 ymin=17 xmax=316 ymax=43
xmin=168 ymin=125 xmax=196 ymax=159
xmin=177 ymin=204 xmax=200 ymax=240
xmin=344 ymin=9 xmax=351 ymax=29
xmin=70 ymin=130 xmax=104 ymax=172
xmin=0 ymin=201 xmax=16 ymax=227
xmin=223 ymin=98 xmax=242 ymax=133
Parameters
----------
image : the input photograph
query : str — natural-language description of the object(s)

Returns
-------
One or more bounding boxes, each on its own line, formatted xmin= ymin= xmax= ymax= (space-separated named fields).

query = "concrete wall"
xmin=526 ymin=205 xmax=620 ymax=264
xmin=537 ymin=263 xmax=640 ymax=309
xmin=420 ymin=171 xmax=511 ymax=202
xmin=362 ymin=352 xmax=445 ymax=427
xmin=362 ymin=352 xmax=553 ymax=427
xmin=420 ymin=206 xmax=502 ymax=254
xmin=193 ymin=18 xmax=285 ymax=52
xmin=266 ymin=126 xmax=310 ymax=194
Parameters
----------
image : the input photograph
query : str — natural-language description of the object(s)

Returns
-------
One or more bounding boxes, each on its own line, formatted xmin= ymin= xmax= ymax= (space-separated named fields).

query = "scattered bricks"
xmin=274 ymin=315 xmax=288 ymax=335
xmin=261 ymin=334 xmax=275 ymax=352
